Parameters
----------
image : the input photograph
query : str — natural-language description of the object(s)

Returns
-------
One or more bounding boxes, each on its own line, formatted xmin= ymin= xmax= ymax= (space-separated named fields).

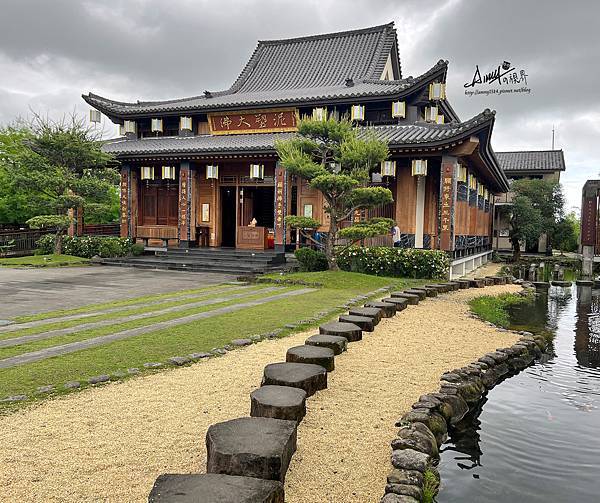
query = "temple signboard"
xmin=439 ymin=161 xmax=455 ymax=251
xmin=208 ymin=108 xmax=299 ymax=135
xmin=581 ymin=195 xmax=597 ymax=246
xmin=119 ymin=168 xmax=129 ymax=238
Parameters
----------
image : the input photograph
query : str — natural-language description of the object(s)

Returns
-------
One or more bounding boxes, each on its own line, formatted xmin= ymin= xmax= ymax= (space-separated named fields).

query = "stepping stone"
xmin=168 ymin=356 xmax=190 ymax=366
xmin=457 ymin=280 xmax=471 ymax=289
xmin=390 ymin=292 xmax=419 ymax=305
xmin=404 ymin=289 xmax=427 ymax=301
xmin=365 ymin=301 xmax=396 ymax=317
xmin=486 ymin=276 xmax=503 ymax=285
xmin=475 ymin=277 xmax=494 ymax=286
xmin=64 ymin=381 xmax=81 ymax=389
xmin=262 ymin=362 xmax=327 ymax=397
xmin=339 ymin=314 xmax=374 ymax=332
xmin=148 ymin=473 xmax=284 ymax=503
xmin=232 ymin=338 xmax=253 ymax=346
xmin=206 ymin=417 xmax=297 ymax=482
xmin=88 ymin=374 xmax=110 ymax=384
xmin=533 ymin=281 xmax=550 ymax=290
xmin=418 ymin=287 xmax=438 ymax=297
xmin=551 ymin=280 xmax=572 ymax=287
xmin=305 ymin=334 xmax=347 ymax=354
xmin=469 ymin=278 xmax=485 ymax=288
xmin=251 ymin=385 xmax=307 ymax=422
xmin=444 ymin=282 xmax=461 ymax=291
xmin=425 ymin=284 xmax=449 ymax=293
xmin=319 ymin=322 xmax=362 ymax=342
xmin=381 ymin=297 xmax=408 ymax=311
xmin=576 ymin=280 xmax=594 ymax=286
xmin=348 ymin=307 xmax=383 ymax=324
xmin=496 ymin=276 xmax=508 ymax=285
xmin=286 ymin=345 xmax=335 ymax=372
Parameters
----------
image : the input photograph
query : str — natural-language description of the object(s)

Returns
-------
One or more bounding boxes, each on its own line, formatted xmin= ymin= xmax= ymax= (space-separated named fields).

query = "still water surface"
xmin=438 ymin=286 xmax=600 ymax=502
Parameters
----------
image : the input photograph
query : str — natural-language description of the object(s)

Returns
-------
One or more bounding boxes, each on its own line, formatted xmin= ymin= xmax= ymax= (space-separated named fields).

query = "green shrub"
xmin=294 ymin=247 xmax=328 ymax=272
xmin=336 ymin=246 xmax=450 ymax=279
xmin=131 ymin=243 xmax=145 ymax=256
xmin=36 ymin=235 xmax=138 ymax=258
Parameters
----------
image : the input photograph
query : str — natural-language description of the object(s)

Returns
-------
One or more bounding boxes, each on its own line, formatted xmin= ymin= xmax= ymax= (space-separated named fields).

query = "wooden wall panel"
xmin=455 ymin=201 xmax=469 ymax=235
xmin=423 ymin=169 xmax=439 ymax=247
xmin=395 ymin=166 xmax=417 ymax=234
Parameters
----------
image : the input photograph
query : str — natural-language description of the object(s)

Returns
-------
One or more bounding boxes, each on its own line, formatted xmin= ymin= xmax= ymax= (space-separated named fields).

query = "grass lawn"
xmin=0 ymin=254 xmax=89 ymax=268
xmin=469 ymin=291 xmax=533 ymax=328
xmin=0 ymin=270 xmax=428 ymax=411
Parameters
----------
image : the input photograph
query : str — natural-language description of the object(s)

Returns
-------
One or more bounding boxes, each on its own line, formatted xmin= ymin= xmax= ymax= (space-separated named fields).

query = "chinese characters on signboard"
xmin=120 ymin=169 xmax=128 ymax=237
xmin=179 ymin=168 xmax=190 ymax=240
xmin=274 ymin=166 xmax=286 ymax=245
xmin=581 ymin=196 xmax=597 ymax=246
xmin=208 ymin=108 xmax=299 ymax=135
xmin=439 ymin=163 xmax=454 ymax=251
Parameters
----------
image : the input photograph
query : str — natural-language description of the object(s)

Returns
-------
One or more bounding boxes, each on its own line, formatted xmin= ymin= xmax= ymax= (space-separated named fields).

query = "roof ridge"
xmin=257 ymin=22 xmax=394 ymax=45
xmin=496 ymin=149 xmax=564 ymax=153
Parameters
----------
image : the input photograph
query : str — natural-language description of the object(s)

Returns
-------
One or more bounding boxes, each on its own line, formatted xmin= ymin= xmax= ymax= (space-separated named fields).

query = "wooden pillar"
xmin=274 ymin=162 xmax=288 ymax=253
xmin=119 ymin=165 xmax=131 ymax=238
xmin=439 ymin=155 xmax=457 ymax=252
xmin=179 ymin=161 xmax=192 ymax=248
xmin=415 ymin=175 xmax=426 ymax=248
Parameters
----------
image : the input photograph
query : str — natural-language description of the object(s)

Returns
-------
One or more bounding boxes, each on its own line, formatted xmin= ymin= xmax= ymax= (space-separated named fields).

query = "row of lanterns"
xmin=458 ymin=166 xmax=490 ymax=199
xmin=140 ymin=164 xmax=266 ymax=181
xmin=140 ymin=166 xmax=176 ymax=181
xmin=378 ymin=159 xmax=428 ymax=178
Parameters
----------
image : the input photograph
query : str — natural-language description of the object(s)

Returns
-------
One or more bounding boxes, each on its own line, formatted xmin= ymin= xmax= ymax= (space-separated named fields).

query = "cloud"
xmin=0 ymin=0 xmax=597 ymax=210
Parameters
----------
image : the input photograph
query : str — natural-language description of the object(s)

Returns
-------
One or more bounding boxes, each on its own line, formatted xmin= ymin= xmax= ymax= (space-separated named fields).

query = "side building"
xmin=84 ymin=22 xmax=509 ymax=277
xmin=493 ymin=150 xmax=566 ymax=253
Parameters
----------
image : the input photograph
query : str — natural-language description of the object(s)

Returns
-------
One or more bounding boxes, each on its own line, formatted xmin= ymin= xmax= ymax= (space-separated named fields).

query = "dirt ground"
xmin=0 ymin=283 xmax=519 ymax=503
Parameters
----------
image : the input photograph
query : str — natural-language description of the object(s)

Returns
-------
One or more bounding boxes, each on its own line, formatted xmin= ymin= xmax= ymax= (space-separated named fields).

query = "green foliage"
xmin=509 ymin=195 xmax=543 ymax=260
xmin=275 ymin=116 xmax=392 ymax=269
xmin=553 ymin=212 xmax=579 ymax=253
xmin=36 ymin=234 xmax=138 ymax=258
xmin=294 ymin=247 xmax=329 ymax=272
xmin=285 ymin=216 xmax=321 ymax=229
xmin=26 ymin=215 xmax=70 ymax=230
xmin=422 ymin=468 xmax=440 ymax=503
xmin=469 ymin=292 xmax=533 ymax=328
xmin=336 ymin=246 xmax=450 ymax=279
xmin=338 ymin=217 xmax=394 ymax=241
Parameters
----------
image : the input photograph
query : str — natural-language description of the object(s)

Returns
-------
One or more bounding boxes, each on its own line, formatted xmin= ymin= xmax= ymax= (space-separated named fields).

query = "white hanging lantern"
xmin=456 ymin=165 xmax=467 ymax=183
xmin=380 ymin=160 xmax=397 ymax=177
xmin=391 ymin=101 xmax=406 ymax=118
xmin=89 ymin=109 xmax=101 ymax=123
xmin=468 ymin=174 xmax=477 ymax=190
xmin=124 ymin=120 xmax=137 ymax=134
xmin=118 ymin=124 xmax=125 ymax=136
xmin=411 ymin=159 xmax=428 ymax=176
xmin=429 ymin=82 xmax=446 ymax=100
xmin=425 ymin=106 xmax=439 ymax=122
xmin=250 ymin=163 xmax=264 ymax=179
xmin=484 ymin=188 xmax=489 ymax=200
xmin=312 ymin=107 xmax=327 ymax=121
xmin=140 ymin=166 xmax=154 ymax=180
xmin=161 ymin=166 xmax=175 ymax=180
xmin=179 ymin=116 xmax=192 ymax=131
xmin=350 ymin=105 xmax=365 ymax=121
xmin=206 ymin=164 xmax=219 ymax=180
xmin=151 ymin=118 xmax=163 ymax=133
xmin=478 ymin=183 xmax=485 ymax=197
xmin=436 ymin=115 xmax=445 ymax=124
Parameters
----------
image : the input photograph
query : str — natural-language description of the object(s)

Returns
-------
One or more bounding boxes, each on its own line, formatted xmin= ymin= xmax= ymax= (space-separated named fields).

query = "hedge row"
xmin=336 ymin=246 xmax=450 ymax=279
xmin=36 ymin=234 xmax=144 ymax=258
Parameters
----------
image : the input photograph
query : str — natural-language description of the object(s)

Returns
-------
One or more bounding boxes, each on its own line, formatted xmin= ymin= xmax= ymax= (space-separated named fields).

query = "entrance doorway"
xmin=240 ymin=187 xmax=275 ymax=227
xmin=220 ymin=187 xmax=236 ymax=247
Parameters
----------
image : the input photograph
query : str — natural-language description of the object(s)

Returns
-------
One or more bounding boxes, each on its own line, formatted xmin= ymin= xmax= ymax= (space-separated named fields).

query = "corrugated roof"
xmin=496 ymin=150 xmax=566 ymax=172
xmin=101 ymin=109 xmax=495 ymax=156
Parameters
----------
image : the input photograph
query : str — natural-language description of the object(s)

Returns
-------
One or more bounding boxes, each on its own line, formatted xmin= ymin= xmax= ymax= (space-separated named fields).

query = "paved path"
xmin=0 ymin=288 xmax=314 ymax=369
xmin=0 ymin=286 xmax=276 ymax=349
xmin=0 ymin=267 xmax=236 ymax=319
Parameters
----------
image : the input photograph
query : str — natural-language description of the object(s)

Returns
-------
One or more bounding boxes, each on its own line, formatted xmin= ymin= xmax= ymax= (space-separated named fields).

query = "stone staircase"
xmin=97 ymin=248 xmax=286 ymax=275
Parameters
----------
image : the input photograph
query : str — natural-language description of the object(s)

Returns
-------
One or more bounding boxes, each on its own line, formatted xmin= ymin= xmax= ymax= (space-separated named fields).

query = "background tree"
xmin=553 ymin=212 xmax=580 ymax=254
xmin=508 ymin=195 xmax=543 ymax=261
xmin=275 ymin=116 xmax=392 ymax=269
xmin=0 ymin=113 xmax=118 ymax=253
xmin=511 ymin=179 xmax=564 ymax=254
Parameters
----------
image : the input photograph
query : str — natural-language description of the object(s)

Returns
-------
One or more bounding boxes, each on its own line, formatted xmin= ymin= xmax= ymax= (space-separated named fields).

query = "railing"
xmin=0 ymin=229 xmax=55 ymax=258
xmin=82 ymin=223 xmax=120 ymax=236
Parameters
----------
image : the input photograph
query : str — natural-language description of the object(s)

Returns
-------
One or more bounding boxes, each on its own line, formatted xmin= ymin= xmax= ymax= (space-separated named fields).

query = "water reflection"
xmin=438 ymin=286 xmax=600 ymax=502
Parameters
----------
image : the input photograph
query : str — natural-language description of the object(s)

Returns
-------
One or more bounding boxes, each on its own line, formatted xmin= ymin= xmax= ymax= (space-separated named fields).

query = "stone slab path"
xmin=0 ymin=288 xmax=314 ymax=369
xmin=0 ymin=286 xmax=276 ymax=349
xmin=0 ymin=284 xmax=519 ymax=503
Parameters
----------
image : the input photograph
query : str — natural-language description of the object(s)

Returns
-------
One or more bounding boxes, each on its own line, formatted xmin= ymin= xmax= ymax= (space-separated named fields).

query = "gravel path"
xmin=0 ymin=284 xmax=519 ymax=503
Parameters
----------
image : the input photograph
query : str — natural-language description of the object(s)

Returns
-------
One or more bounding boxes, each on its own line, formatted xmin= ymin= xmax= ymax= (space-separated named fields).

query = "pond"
xmin=437 ymin=286 xmax=600 ymax=502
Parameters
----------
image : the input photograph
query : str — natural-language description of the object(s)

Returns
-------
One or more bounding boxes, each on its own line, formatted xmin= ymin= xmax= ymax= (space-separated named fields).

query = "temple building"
xmin=84 ymin=22 xmax=509 ymax=276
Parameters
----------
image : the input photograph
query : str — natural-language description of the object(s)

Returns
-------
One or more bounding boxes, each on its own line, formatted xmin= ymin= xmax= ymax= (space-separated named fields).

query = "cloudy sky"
xmin=1 ymin=0 xmax=598 ymax=211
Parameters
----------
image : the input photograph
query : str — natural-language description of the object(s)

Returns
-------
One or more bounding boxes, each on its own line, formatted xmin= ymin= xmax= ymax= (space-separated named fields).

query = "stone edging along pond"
xmin=147 ymin=275 xmax=542 ymax=502
xmin=383 ymin=283 xmax=549 ymax=503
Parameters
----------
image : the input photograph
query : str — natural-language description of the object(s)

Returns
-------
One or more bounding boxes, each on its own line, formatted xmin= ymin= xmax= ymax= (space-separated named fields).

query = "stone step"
xmin=286 ymin=345 xmax=335 ymax=372
xmin=250 ymin=385 xmax=307 ymax=423
xmin=475 ymin=277 xmax=494 ymax=286
xmin=338 ymin=314 xmax=374 ymax=332
xmin=469 ymin=278 xmax=485 ymax=288
xmin=551 ymin=280 xmax=572 ymax=287
xmin=206 ymin=417 xmax=297 ymax=483
xmin=305 ymin=334 xmax=347 ymax=355
xmin=381 ymin=298 xmax=408 ymax=311
xmin=148 ymin=473 xmax=284 ymax=502
xmin=262 ymin=362 xmax=327 ymax=397
xmin=348 ymin=307 xmax=383 ymax=324
xmin=457 ymin=280 xmax=471 ymax=289
xmin=444 ymin=282 xmax=461 ymax=291
xmin=414 ymin=287 xmax=438 ymax=297
xmin=364 ymin=301 xmax=396 ymax=317
xmin=486 ymin=276 xmax=504 ymax=285
xmin=425 ymin=284 xmax=450 ymax=293
xmin=403 ymin=289 xmax=427 ymax=301
xmin=319 ymin=322 xmax=362 ymax=342
xmin=390 ymin=292 xmax=419 ymax=305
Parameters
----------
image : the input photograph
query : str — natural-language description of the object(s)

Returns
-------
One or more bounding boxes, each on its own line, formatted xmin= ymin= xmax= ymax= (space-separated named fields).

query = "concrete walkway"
xmin=0 ymin=286 xmax=275 ymax=348
xmin=0 ymin=288 xmax=314 ymax=369
xmin=0 ymin=267 xmax=236 ymax=319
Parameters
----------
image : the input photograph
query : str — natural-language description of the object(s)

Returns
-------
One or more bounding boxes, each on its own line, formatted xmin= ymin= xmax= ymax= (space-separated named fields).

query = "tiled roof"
xmin=496 ymin=150 xmax=566 ymax=172
xmin=83 ymin=23 xmax=449 ymax=117
xmin=102 ymin=109 xmax=495 ymax=156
